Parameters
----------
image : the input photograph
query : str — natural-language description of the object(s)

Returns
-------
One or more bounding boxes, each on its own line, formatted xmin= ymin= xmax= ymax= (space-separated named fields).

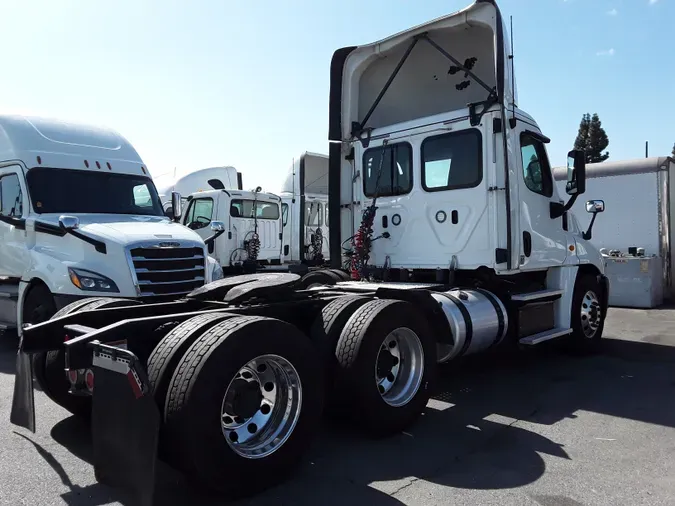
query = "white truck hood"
xmin=34 ymin=214 xmax=205 ymax=246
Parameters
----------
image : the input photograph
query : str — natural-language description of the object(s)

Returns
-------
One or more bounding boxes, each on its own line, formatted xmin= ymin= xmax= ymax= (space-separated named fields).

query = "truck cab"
xmin=279 ymin=152 xmax=330 ymax=265
xmin=0 ymin=114 xmax=217 ymax=332
xmin=180 ymin=188 xmax=283 ymax=272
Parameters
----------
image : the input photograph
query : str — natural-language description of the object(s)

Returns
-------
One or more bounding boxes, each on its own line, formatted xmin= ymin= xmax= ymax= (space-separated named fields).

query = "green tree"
xmin=671 ymin=142 xmax=675 ymax=158
xmin=573 ymin=112 xmax=610 ymax=163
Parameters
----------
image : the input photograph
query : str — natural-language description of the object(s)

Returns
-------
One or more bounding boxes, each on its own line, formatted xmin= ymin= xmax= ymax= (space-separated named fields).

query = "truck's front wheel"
xmin=567 ymin=273 xmax=606 ymax=354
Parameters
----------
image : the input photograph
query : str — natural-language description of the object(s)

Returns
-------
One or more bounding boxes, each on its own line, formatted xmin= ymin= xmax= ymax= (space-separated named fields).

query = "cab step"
xmin=518 ymin=327 xmax=572 ymax=346
xmin=511 ymin=289 xmax=564 ymax=303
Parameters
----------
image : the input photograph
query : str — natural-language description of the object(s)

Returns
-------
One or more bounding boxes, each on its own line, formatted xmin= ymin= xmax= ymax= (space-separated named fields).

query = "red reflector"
xmin=85 ymin=369 xmax=95 ymax=392
xmin=64 ymin=334 xmax=70 ymax=342
xmin=67 ymin=370 xmax=78 ymax=384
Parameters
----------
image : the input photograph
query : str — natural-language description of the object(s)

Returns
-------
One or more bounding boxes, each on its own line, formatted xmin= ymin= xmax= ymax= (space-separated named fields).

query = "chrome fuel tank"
xmin=431 ymin=288 xmax=508 ymax=363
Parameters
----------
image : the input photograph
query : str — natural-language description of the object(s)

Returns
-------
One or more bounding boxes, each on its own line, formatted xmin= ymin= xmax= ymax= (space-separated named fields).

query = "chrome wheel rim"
xmin=580 ymin=290 xmax=601 ymax=338
xmin=221 ymin=354 xmax=302 ymax=459
xmin=375 ymin=327 xmax=425 ymax=407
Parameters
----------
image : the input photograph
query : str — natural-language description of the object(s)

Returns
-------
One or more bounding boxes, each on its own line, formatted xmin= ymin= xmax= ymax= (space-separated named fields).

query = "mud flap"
xmin=90 ymin=342 xmax=160 ymax=506
xmin=10 ymin=350 xmax=36 ymax=433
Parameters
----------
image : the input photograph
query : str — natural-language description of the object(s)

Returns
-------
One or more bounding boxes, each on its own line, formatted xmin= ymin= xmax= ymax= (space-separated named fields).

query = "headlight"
xmin=68 ymin=268 xmax=119 ymax=293
xmin=211 ymin=262 xmax=224 ymax=282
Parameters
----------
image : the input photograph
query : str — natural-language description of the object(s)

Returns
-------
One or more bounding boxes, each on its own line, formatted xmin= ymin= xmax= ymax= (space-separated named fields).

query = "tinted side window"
xmin=520 ymin=133 xmax=553 ymax=197
xmin=362 ymin=142 xmax=413 ymax=198
xmin=0 ymin=174 xmax=23 ymax=217
xmin=421 ymin=129 xmax=482 ymax=192
xmin=184 ymin=198 xmax=213 ymax=230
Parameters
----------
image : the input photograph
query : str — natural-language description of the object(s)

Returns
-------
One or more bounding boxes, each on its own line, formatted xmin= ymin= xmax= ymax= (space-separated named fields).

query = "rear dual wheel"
xmin=312 ymin=297 xmax=437 ymax=436
xmin=157 ymin=315 xmax=324 ymax=498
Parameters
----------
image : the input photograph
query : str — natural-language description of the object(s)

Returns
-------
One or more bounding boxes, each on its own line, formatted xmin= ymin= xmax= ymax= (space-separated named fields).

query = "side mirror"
xmin=566 ymin=149 xmax=586 ymax=196
xmin=171 ymin=191 xmax=183 ymax=221
xmin=210 ymin=221 xmax=225 ymax=232
xmin=581 ymin=200 xmax=604 ymax=241
xmin=59 ymin=215 xmax=80 ymax=231
xmin=585 ymin=200 xmax=605 ymax=214
xmin=204 ymin=221 xmax=226 ymax=249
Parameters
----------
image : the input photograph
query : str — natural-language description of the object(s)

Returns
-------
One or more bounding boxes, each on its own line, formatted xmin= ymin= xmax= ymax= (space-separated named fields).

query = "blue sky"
xmin=0 ymin=0 xmax=672 ymax=192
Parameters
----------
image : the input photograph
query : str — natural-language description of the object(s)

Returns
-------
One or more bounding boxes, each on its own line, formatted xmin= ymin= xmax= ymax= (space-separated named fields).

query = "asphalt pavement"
xmin=0 ymin=306 xmax=674 ymax=506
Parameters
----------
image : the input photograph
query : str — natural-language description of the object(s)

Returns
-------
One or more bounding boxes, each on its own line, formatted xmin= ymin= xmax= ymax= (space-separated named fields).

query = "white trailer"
xmin=553 ymin=156 xmax=675 ymax=307
xmin=279 ymin=152 xmax=330 ymax=266
xmin=12 ymin=2 xmax=612 ymax=504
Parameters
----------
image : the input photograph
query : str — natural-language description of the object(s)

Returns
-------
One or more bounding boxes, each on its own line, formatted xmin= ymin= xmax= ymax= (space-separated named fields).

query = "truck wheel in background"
xmin=310 ymin=295 xmax=371 ymax=410
xmin=298 ymin=269 xmax=341 ymax=289
xmin=33 ymin=297 xmax=141 ymax=419
xmin=566 ymin=273 xmax=606 ymax=355
xmin=328 ymin=269 xmax=351 ymax=281
xmin=162 ymin=316 xmax=324 ymax=498
xmin=333 ymin=299 xmax=437 ymax=437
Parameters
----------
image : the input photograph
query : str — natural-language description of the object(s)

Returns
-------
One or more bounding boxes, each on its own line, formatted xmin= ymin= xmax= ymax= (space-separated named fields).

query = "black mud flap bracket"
xmin=89 ymin=341 xmax=160 ymax=506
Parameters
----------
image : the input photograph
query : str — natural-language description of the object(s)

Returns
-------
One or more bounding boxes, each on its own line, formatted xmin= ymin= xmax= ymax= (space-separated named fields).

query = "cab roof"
xmin=0 ymin=114 xmax=148 ymax=177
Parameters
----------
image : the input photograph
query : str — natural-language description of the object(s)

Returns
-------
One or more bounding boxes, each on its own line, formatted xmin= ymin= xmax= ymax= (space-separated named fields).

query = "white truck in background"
xmin=154 ymin=165 xmax=243 ymax=216
xmin=178 ymin=186 xmax=284 ymax=273
xmin=0 ymin=114 xmax=220 ymax=335
xmin=553 ymin=156 xmax=675 ymax=308
xmin=279 ymin=152 xmax=330 ymax=267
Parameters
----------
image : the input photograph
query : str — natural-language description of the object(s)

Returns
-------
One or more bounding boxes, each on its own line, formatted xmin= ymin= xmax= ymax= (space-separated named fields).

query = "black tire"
xmin=310 ymin=295 xmax=371 ymax=407
xmin=328 ymin=269 xmax=351 ymax=281
xmin=162 ymin=316 xmax=324 ymax=498
xmin=333 ymin=299 xmax=437 ymax=437
xmin=566 ymin=273 xmax=606 ymax=355
xmin=147 ymin=312 xmax=236 ymax=415
xmin=35 ymin=297 xmax=140 ymax=419
xmin=298 ymin=269 xmax=341 ymax=289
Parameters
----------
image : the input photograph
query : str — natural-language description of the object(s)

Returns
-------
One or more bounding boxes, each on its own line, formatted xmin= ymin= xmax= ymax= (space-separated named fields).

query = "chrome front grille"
xmin=128 ymin=243 xmax=206 ymax=298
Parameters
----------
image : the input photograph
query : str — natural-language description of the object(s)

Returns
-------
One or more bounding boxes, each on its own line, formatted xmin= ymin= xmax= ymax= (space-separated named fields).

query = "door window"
xmin=520 ymin=133 xmax=553 ymax=197
xmin=281 ymin=203 xmax=289 ymax=226
xmin=421 ymin=129 xmax=482 ymax=192
xmin=0 ymin=174 xmax=23 ymax=217
xmin=305 ymin=201 xmax=322 ymax=227
xmin=362 ymin=142 xmax=413 ymax=198
xmin=184 ymin=198 xmax=214 ymax=230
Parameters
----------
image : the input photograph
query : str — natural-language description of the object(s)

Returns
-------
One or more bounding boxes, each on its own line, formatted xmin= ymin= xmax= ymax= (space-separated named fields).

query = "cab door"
xmin=515 ymin=129 xmax=569 ymax=270
xmin=0 ymin=166 xmax=30 ymax=278
xmin=182 ymin=196 xmax=218 ymax=255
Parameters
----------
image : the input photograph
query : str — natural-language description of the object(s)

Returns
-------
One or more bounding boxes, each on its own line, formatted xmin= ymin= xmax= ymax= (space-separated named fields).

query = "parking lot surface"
xmin=1 ymin=306 xmax=674 ymax=506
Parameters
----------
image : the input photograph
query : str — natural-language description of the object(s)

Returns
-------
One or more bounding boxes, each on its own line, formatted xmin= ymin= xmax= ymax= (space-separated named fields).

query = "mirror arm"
xmin=550 ymin=192 xmax=580 ymax=220
xmin=582 ymin=212 xmax=598 ymax=241
xmin=204 ymin=229 xmax=225 ymax=247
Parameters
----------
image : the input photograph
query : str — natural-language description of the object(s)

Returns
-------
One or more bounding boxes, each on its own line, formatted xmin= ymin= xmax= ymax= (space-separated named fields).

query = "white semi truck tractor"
xmin=11 ymin=1 xmax=609 ymax=504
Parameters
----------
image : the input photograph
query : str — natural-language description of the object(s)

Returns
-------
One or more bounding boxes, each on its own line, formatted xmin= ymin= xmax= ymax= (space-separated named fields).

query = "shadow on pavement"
xmin=11 ymin=335 xmax=675 ymax=505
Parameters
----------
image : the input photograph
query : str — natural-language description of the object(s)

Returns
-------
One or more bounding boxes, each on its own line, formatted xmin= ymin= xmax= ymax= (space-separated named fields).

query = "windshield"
xmin=26 ymin=167 xmax=165 ymax=216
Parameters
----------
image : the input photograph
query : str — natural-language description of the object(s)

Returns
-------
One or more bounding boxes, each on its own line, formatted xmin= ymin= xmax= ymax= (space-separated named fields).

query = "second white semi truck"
xmin=12 ymin=1 xmax=610 ymax=504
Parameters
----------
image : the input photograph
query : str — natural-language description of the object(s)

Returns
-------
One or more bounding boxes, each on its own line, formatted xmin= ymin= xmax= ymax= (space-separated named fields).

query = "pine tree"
xmin=671 ymin=142 xmax=675 ymax=158
xmin=574 ymin=112 xmax=610 ymax=163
